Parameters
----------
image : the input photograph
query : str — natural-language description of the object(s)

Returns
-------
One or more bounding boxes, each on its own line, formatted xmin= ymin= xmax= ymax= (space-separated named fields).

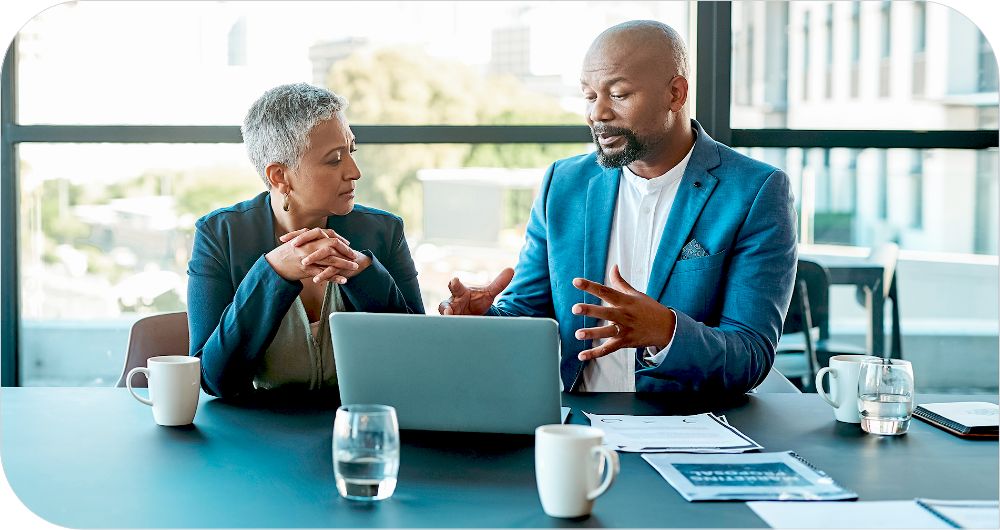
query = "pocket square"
xmin=680 ymin=239 xmax=709 ymax=260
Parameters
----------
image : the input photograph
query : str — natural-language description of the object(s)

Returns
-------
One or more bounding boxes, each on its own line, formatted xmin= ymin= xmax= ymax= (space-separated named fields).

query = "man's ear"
xmin=265 ymin=163 xmax=291 ymax=193
xmin=668 ymin=75 xmax=689 ymax=113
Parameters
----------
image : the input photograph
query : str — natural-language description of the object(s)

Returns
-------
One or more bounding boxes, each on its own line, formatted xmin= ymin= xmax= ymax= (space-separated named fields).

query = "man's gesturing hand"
xmin=571 ymin=265 xmax=676 ymax=361
xmin=438 ymin=268 xmax=515 ymax=316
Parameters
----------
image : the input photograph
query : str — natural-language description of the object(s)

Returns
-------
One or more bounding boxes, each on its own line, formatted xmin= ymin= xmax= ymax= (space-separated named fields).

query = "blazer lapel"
xmin=582 ymin=167 xmax=621 ymax=325
xmin=645 ymin=121 xmax=721 ymax=302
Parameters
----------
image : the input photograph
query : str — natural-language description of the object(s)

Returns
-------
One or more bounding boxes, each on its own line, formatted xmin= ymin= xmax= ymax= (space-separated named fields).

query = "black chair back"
xmin=783 ymin=259 xmax=831 ymax=337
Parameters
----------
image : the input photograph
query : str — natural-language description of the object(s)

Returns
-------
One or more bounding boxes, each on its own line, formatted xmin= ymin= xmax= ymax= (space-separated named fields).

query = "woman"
xmin=187 ymin=83 xmax=424 ymax=399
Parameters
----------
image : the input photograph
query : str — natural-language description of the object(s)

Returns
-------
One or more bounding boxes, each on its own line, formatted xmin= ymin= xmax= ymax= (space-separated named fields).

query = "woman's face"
xmin=288 ymin=116 xmax=360 ymax=217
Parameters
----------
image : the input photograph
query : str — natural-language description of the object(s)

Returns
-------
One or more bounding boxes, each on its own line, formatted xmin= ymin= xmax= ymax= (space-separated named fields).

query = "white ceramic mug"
xmin=535 ymin=424 xmax=619 ymax=518
xmin=815 ymin=354 xmax=879 ymax=423
xmin=127 ymin=356 xmax=201 ymax=426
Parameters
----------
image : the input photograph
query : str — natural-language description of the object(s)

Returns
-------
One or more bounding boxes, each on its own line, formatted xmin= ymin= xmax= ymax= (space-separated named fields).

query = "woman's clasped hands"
xmin=265 ymin=227 xmax=371 ymax=284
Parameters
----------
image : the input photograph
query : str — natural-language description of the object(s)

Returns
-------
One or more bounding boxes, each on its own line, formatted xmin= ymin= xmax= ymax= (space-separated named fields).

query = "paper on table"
xmin=583 ymin=412 xmax=762 ymax=453
xmin=748 ymin=501 xmax=951 ymax=529
xmin=560 ymin=407 xmax=570 ymax=424
xmin=916 ymin=499 xmax=1000 ymax=529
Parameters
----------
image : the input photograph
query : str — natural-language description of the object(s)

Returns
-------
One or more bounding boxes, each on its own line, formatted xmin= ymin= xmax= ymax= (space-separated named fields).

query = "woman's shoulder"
xmin=195 ymin=192 xmax=271 ymax=231
xmin=344 ymin=204 xmax=404 ymax=228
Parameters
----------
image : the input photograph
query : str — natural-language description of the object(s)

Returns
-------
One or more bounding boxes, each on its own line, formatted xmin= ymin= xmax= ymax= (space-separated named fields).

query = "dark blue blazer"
xmin=489 ymin=120 xmax=797 ymax=394
xmin=187 ymin=192 xmax=423 ymax=398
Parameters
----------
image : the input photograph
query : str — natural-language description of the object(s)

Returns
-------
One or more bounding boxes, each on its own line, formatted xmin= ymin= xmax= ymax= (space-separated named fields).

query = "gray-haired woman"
xmin=187 ymin=83 xmax=423 ymax=399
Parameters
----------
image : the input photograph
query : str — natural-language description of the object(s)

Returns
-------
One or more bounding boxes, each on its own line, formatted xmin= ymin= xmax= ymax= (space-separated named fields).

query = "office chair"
xmin=774 ymin=259 xmax=828 ymax=392
xmin=115 ymin=311 xmax=190 ymax=388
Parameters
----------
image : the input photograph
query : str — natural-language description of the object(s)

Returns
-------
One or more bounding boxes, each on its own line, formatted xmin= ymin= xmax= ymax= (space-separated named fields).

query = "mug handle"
xmin=586 ymin=446 xmax=620 ymax=501
xmin=126 ymin=367 xmax=153 ymax=406
xmin=815 ymin=367 xmax=838 ymax=408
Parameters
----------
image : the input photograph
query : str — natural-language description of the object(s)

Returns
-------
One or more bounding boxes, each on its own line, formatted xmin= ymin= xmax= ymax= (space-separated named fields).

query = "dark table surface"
xmin=2 ymin=388 xmax=996 ymax=528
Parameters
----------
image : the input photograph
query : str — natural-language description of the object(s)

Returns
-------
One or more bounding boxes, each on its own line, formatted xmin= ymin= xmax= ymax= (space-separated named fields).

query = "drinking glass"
xmin=332 ymin=404 xmax=400 ymax=501
xmin=857 ymin=359 xmax=915 ymax=435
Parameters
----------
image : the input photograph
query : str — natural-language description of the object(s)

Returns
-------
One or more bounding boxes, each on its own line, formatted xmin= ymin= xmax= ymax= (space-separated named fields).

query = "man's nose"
xmin=588 ymin=95 xmax=614 ymax=124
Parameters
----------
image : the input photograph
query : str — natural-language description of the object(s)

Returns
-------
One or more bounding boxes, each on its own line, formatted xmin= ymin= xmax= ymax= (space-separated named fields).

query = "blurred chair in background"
xmin=115 ymin=311 xmax=190 ymax=388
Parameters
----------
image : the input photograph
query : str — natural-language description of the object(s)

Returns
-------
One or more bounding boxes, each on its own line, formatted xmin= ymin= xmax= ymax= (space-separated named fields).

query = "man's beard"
xmin=591 ymin=124 xmax=649 ymax=168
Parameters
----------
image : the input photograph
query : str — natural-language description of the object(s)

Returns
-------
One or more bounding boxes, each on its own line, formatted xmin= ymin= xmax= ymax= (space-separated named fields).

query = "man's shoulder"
xmin=551 ymin=151 xmax=601 ymax=177
xmin=714 ymin=143 xmax=783 ymax=181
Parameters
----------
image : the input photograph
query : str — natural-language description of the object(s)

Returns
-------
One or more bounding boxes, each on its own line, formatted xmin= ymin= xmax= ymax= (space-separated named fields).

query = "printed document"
xmin=584 ymin=412 xmax=762 ymax=453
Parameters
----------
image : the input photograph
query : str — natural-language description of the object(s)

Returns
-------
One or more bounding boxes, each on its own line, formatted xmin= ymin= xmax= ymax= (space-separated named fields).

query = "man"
xmin=439 ymin=20 xmax=797 ymax=394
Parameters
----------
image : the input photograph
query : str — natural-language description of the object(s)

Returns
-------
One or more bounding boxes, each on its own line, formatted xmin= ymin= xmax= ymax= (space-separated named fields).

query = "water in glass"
xmin=857 ymin=359 xmax=915 ymax=436
xmin=859 ymin=392 xmax=913 ymax=435
xmin=333 ymin=404 xmax=400 ymax=501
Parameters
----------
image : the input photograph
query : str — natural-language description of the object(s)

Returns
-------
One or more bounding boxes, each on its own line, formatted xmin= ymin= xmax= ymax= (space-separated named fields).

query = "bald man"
xmin=440 ymin=20 xmax=797 ymax=394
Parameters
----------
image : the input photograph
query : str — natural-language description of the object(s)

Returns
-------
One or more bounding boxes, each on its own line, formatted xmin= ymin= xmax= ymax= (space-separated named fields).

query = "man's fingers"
xmin=571 ymin=303 xmax=618 ymax=321
xmin=572 ymin=277 xmax=626 ymax=306
xmin=485 ymin=267 xmax=515 ymax=297
xmin=447 ymin=277 xmax=469 ymax=298
xmin=577 ymin=339 xmax=623 ymax=361
xmin=609 ymin=264 xmax=638 ymax=294
xmin=438 ymin=300 xmax=453 ymax=315
xmin=574 ymin=323 xmax=620 ymax=341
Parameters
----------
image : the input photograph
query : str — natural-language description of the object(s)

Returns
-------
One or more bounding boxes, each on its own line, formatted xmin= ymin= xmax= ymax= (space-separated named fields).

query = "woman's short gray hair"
xmin=241 ymin=83 xmax=349 ymax=187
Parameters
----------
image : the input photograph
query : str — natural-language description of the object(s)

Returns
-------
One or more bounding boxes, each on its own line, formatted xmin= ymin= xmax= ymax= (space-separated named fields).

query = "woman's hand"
xmin=266 ymin=227 xmax=361 ymax=284
xmin=274 ymin=227 xmax=372 ymax=284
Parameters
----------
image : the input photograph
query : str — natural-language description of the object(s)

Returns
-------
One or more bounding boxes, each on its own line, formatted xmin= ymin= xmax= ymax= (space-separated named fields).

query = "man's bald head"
xmin=586 ymin=20 xmax=689 ymax=79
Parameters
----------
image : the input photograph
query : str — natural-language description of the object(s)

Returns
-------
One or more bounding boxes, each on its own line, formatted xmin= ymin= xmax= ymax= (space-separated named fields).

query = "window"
xmin=850 ymin=1 xmax=860 ymax=98
xmin=912 ymin=1 xmax=926 ymax=96
xmin=824 ymin=4 xmax=834 ymax=99
xmin=731 ymin=1 xmax=998 ymax=130
xmin=5 ymin=0 xmax=693 ymax=386
xmin=980 ymin=32 xmax=999 ymax=94
xmin=879 ymin=1 xmax=891 ymax=97
xmin=802 ymin=10 xmax=811 ymax=101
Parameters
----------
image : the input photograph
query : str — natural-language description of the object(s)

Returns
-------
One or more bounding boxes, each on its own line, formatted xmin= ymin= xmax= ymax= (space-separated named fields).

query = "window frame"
xmin=2 ymin=2 xmax=998 ymax=386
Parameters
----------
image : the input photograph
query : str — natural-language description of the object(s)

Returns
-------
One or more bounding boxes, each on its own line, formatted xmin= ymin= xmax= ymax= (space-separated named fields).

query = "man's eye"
xmin=611 ymin=94 xmax=628 ymax=101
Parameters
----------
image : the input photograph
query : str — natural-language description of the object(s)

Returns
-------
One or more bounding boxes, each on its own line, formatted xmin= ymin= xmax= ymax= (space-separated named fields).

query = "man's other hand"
xmin=438 ymin=268 xmax=515 ymax=316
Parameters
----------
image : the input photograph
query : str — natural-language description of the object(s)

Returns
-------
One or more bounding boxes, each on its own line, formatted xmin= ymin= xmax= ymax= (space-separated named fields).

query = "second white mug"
xmin=815 ymin=354 xmax=879 ymax=423
xmin=126 ymin=355 xmax=201 ymax=426
xmin=535 ymin=424 xmax=619 ymax=518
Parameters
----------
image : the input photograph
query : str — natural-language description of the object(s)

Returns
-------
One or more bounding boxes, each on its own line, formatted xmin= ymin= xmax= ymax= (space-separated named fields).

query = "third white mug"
xmin=815 ymin=354 xmax=879 ymax=423
xmin=535 ymin=424 xmax=619 ymax=518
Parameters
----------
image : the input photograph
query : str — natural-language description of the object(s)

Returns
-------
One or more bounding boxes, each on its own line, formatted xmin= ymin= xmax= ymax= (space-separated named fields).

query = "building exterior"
xmin=732 ymin=1 xmax=998 ymax=255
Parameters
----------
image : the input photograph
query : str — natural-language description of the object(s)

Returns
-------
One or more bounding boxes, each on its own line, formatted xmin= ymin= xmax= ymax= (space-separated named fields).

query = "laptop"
xmin=329 ymin=313 xmax=561 ymax=434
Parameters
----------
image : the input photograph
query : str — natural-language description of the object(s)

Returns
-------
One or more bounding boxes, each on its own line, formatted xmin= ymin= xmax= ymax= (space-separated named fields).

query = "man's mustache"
xmin=591 ymin=124 xmax=635 ymax=138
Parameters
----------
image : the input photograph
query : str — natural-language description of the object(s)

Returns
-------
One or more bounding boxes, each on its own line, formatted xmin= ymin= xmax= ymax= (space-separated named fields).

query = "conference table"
xmin=2 ymin=386 xmax=996 ymax=528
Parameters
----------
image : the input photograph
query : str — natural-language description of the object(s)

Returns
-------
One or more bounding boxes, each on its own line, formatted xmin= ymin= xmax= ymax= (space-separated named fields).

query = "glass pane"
xmin=735 ymin=147 xmax=999 ymax=256
xmin=731 ymin=1 xmax=999 ymax=130
xmin=18 ymin=141 xmax=589 ymax=386
xmin=16 ymin=1 xmax=691 ymax=126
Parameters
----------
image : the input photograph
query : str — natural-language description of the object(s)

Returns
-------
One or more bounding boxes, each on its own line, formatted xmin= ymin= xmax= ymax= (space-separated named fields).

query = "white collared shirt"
xmin=578 ymin=143 xmax=696 ymax=392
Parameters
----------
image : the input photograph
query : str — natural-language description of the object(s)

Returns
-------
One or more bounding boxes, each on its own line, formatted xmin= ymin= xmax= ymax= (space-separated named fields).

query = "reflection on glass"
xmin=731 ymin=1 xmax=999 ymax=130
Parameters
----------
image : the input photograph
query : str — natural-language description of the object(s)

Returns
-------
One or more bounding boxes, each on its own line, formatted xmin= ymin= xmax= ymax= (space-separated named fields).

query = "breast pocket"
xmin=666 ymin=250 xmax=728 ymax=322
xmin=671 ymin=249 xmax=727 ymax=274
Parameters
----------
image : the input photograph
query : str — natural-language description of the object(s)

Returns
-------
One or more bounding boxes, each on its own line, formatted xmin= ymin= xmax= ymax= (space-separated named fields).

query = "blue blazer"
xmin=187 ymin=192 xmax=424 ymax=398
xmin=490 ymin=120 xmax=797 ymax=394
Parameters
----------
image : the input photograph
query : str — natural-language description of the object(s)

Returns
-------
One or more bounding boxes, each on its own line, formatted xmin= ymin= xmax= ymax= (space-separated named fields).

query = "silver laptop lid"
xmin=330 ymin=313 xmax=561 ymax=434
